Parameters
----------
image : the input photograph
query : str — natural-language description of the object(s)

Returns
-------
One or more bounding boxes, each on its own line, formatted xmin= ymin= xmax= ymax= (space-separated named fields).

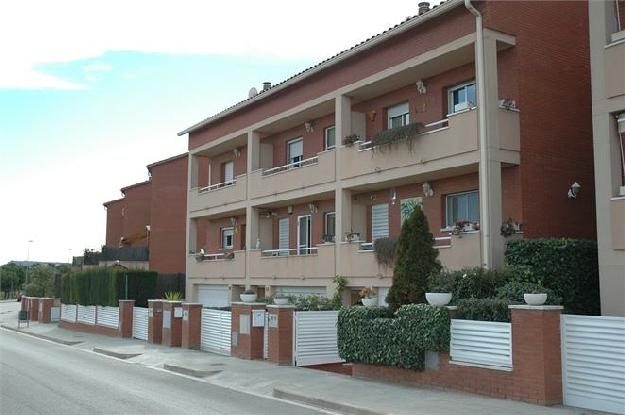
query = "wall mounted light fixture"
xmin=304 ymin=121 xmax=314 ymax=133
xmin=416 ymin=80 xmax=426 ymax=95
xmin=568 ymin=182 xmax=581 ymax=199
xmin=422 ymin=182 xmax=434 ymax=198
xmin=367 ymin=110 xmax=377 ymax=122
xmin=390 ymin=189 xmax=397 ymax=205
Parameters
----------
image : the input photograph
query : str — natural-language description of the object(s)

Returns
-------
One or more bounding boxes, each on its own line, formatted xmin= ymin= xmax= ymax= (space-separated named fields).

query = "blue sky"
xmin=0 ymin=0 xmax=436 ymax=264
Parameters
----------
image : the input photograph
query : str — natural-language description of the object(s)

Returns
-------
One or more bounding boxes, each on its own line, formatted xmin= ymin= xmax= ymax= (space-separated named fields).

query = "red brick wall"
xmin=105 ymin=199 xmax=124 ymax=247
xmin=149 ymin=155 xmax=188 ymax=273
xmin=198 ymin=215 xmax=247 ymax=252
xmin=269 ymin=199 xmax=335 ymax=249
xmin=120 ymin=182 xmax=152 ymax=247
xmin=207 ymin=146 xmax=247 ymax=184
xmin=59 ymin=320 xmax=120 ymax=337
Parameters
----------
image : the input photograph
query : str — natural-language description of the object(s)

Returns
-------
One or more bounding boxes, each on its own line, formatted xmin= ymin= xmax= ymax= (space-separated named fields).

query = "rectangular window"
xmin=324 ymin=126 xmax=336 ymax=150
xmin=221 ymin=227 xmax=234 ymax=250
xmin=278 ymin=218 xmax=289 ymax=256
xmin=287 ymin=137 xmax=304 ymax=167
xmin=445 ymin=191 xmax=480 ymax=227
xmin=223 ymin=161 xmax=234 ymax=183
xmin=448 ymin=81 xmax=476 ymax=114
xmin=297 ymin=215 xmax=312 ymax=255
xmin=371 ymin=203 xmax=390 ymax=241
xmin=387 ymin=102 xmax=410 ymax=129
xmin=324 ymin=212 xmax=336 ymax=242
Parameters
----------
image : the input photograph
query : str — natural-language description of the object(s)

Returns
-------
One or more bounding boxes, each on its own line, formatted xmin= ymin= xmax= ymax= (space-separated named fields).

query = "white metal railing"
xmin=262 ymin=156 xmax=319 ymax=176
xmin=358 ymin=118 xmax=450 ymax=151
xmin=61 ymin=304 xmax=77 ymax=322
xmin=133 ymin=307 xmax=149 ymax=340
xmin=294 ymin=311 xmax=344 ymax=366
xmin=198 ymin=179 xmax=236 ymax=193
xmin=261 ymin=247 xmax=318 ymax=257
xmin=201 ymin=309 xmax=232 ymax=356
xmin=434 ymin=236 xmax=452 ymax=248
xmin=77 ymin=305 xmax=97 ymax=325
xmin=450 ymin=319 xmax=512 ymax=368
xmin=96 ymin=306 xmax=119 ymax=329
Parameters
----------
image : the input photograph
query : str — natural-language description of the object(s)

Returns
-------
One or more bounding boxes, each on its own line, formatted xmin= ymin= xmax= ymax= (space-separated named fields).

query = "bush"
xmin=338 ymin=304 xmax=449 ymax=370
xmin=24 ymin=266 xmax=55 ymax=297
xmin=456 ymin=298 xmax=511 ymax=322
xmin=387 ymin=206 xmax=441 ymax=312
xmin=427 ymin=267 xmax=512 ymax=302
xmin=505 ymin=239 xmax=599 ymax=314
xmin=495 ymin=280 xmax=561 ymax=305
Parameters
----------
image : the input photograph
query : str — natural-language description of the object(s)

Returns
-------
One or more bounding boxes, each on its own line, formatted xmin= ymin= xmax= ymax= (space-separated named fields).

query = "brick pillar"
xmin=231 ymin=302 xmax=266 ymax=360
xmin=148 ymin=299 xmax=164 ymax=344
xmin=29 ymin=297 xmax=39 ymax=321
xmin=181 ymin=303 xmax=202 ymax=349
xmin=118 ymin=300 xmax=135 ymax=338
xmin=162 ymin=301 xmax=183 ymax=347
xmin=510 ymin=305 xmax=564 ymax=405
xmin=38 ymin=298 xmax=53 ymax=323
xmin=267 ymin=305 xmax=295 ymax=365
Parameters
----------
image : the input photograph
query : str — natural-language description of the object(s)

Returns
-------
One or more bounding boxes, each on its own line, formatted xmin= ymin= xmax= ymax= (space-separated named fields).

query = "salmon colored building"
xmin=179 ymin=1 xmax=596 ymax=307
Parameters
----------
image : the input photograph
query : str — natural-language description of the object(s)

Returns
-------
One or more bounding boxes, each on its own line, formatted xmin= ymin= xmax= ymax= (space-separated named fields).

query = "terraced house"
xmin=179 ymin=0 xmax=596 ymax=307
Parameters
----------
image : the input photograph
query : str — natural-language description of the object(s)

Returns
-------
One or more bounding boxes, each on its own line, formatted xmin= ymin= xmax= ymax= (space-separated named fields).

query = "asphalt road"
xmin=0 ymin=328 xmax=325 ymax=415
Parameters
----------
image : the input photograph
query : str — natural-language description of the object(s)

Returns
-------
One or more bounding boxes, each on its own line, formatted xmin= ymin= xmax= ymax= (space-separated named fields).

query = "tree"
xmin=0 ymin=264 xmax=26 ymax=297
xmin=386 ymin=205 xmax=441 ymax=313
xmin=24 ymin=265 xmax=54 ymax=297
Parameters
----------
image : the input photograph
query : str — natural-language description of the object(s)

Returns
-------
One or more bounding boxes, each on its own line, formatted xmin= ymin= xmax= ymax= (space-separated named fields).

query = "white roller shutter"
xmin=371 ymin=203 xmax=389 ymax=241
xmin=197 ymin=285 xmax=230 ymax=308
xmin=279 ymin=218 xmax=289 ymax=255
xmin=377 ymin=287 xmax=389 ymax=307
xmin=133 ymin=307 xmax=149 ymax=340
xmin=294 ymin=311 xmax=344 ymax=366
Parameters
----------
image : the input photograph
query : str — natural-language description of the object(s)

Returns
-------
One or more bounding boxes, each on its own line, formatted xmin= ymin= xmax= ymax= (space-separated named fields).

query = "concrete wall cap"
xmin=231 ymin=302 xmax=267 ymax=306
xmin=182 ymin=302 xmax=203 ymax=307
xmin=266 ymin=304 xmax=296 ymax=309
xmin=508 ymin=305 xmax=564 ymax=311
xmin=148 ymin=299 xmax=165 ymax=303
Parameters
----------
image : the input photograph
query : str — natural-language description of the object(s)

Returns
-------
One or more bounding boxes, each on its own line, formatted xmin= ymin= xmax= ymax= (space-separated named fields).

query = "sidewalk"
xmin=0 ymin=302 xmax=603 ymax=415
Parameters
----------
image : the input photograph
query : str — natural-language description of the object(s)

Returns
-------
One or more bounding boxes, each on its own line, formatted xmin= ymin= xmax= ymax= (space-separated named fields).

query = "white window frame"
xmin=448 ymin=81 xmax=476 ymax=114
xmin=287 ymin=137 xmax=304 ymax=167
xmin=297 ymin=215 xmax=312 ymax=255
xmin=387 ymin=102 xmax=410 ymax=130
xmin=445 ymin=190 xmax=480 ymax=228
xmin=221 ymin=227 xmax=234 ymax=250
xmin=223 ymin=160 xmax=234 ymax=183
xmin=324 ymin=212 xmax=336 ymax=242
xmin=324 ymin=125 xmax=336 ymax=150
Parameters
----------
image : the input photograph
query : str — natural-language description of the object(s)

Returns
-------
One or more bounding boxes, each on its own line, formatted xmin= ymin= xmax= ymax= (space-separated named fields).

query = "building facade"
xmin=181 ymin=0 xmax=596 ymax=307
xmin=589 ymin=0 xmax=625 ymax=316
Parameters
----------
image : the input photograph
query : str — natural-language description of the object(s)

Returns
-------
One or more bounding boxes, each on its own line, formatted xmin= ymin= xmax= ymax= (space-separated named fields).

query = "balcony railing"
xmin=188 ymin=174 xmax=247 ymax=213
xmin=186 ymin=250 xmax=245 ymax=279
xmin=261 ymin=247 xmax=318 ymax=257
xmin=358 ymin=118 xmax=451 ymax=151
xmin=198 ymin=179 xmax=236 ymax=193
xmin=262 ymin=156 xmax=319 ymax=176
xmin=248 ymin=245 xmax=334 ymax=279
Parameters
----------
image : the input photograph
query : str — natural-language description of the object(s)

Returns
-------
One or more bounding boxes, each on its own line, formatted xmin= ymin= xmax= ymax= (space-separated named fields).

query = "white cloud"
xmin=0 ymin=0 xmax=431 ymax=89
xmin=83 ymin=63 xmax=113 ymax=81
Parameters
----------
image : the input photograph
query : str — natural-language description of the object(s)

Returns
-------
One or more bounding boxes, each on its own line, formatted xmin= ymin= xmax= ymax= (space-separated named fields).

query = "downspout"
xmin=465 ymin=0 xmax=491 ymax=268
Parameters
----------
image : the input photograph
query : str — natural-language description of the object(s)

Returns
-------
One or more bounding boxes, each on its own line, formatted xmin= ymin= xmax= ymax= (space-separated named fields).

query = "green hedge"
xmin=456 ymin=298 xmax=511 ymax=322
xmin=427 ymin=267 xmax=512 ymax=303
xmin=495 ymin=280 xmax=561 ymax=306
xmin=505 ymin=239 xmax=600 ymax=315
xmin=338 ymin=304 xmax=449 ymax=370
xmin=61 ymin=269 xmax=156 ymax=307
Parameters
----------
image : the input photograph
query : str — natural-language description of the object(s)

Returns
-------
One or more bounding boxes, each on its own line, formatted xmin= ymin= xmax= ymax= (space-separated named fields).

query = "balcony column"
xmin=477 ymin=33 xmax=504 ymax=268
xmin=335 ymin=95 xmax=352 ymax=277
xmin=189 ymin=153 xmax=199 ymax=189
xmin=247 ymin=130 xmax=261 ymax=173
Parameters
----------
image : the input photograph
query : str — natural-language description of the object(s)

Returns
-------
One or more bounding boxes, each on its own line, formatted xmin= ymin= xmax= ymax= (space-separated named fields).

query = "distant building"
xmin=5 ymin=260 xmax=69 ymax=268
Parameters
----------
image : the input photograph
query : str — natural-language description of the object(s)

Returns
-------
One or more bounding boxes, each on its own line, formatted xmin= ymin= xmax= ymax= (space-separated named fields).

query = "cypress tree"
xmin=386 ymin=205 xmax=441 ymax=313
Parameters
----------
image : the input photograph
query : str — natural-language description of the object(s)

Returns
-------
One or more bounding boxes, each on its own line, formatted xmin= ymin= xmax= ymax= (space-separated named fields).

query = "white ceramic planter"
xmin=361 ymin=297 xmax=377 ymax=307
xmin=425 ymin=292 xmax=453 ymax=306
xmin=240 ymin=293 xmax=257 ymax=303
xmin=524 ymin=293 xmax=547 ymax=306
xmin=273 ymin=298 xmax=289 ymax=305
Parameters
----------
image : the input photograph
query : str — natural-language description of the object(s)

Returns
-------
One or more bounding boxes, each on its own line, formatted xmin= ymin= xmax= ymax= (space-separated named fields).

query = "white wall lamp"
xmin=304 ymin=121 xmax=314 ymax=133
xmin=568 ymin=182 xmax=581 ymax=199
xmin=230 ymin=217 xmax=237 ymax=227
xmin=422 ymin=182 xmax=434 ymax=198
xmin=390 ymin=189 xmax=397 ymax=205
xmin=233 ymin=147 xmax=242 ymax=158
xmin=415 ymin=80 xmax=427 ymax=95
xmin=308 ymin=203 xmax=318 ymax=214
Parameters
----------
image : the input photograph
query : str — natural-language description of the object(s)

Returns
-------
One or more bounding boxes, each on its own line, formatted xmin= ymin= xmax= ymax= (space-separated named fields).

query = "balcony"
xmin=611 ymin=197 xmax=625 ymax=250
xmin=605 ymin=38 xmax=625 ymax=99
xmin=248 ymin=150 xmax=336 ymax=200
xmin=188 ymin=174 xmax=247 ymax=215
xmin=186 ymin=250 xmax=246 ymax=280
xmin=247 ymin=244 xmax=335 ymax=279
xmin=436 ymin=232 xmax=482 ymax=270
xmin=337 ymin=242 xmax=393 ymax=279
xmin=339 ymin=108 xmax=520 ymax=184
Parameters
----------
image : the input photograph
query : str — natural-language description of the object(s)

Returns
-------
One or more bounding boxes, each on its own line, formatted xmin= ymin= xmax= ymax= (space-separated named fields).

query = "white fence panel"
xmin=133 ymin=307 xmax=149 ymax=340
xmin=561 ymin=314 xmax=625 ymax=414
xmin=294 ymin=311 xmax=343 ymax=367
xmin=201 ymin=309 xmax=231 ymax=355
xmin=77 ymin=305 xmax=96 ymax=325
xmin=450 ymin=319 xmax=512 ymax=368
xmin=60 ymin=304 xmax=77 ymax=322
xmin=96 ymin=306 xmax=119 ymax=329
xmin=263 ymin=312 xmax=269 ymax=359
xmin=50 ymin=306 xmax=60 ymax=322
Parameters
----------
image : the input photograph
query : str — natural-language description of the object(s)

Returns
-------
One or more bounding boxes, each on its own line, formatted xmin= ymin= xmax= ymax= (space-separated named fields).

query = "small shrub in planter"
xmin=240 ymin=289 xmax=257 ymax=303
xmin=342 ymin=134 xmax=360 ymax=146
xmin=495 ymin=280 xmax=561 ymax=306
xmin=456 ymin=298 xmax=511 ymax=322
xmin=359 ymin=287 xmax=377 ymax=306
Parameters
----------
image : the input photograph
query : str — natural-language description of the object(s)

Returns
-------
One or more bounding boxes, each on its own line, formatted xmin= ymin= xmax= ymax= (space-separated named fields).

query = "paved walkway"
xmin=0 ymin=302 xmax=606 ymax=415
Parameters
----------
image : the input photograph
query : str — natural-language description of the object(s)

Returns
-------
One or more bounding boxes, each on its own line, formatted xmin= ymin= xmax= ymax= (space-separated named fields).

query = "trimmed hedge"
xmin=427 ymin=267 xmax=512 ymax=303
xmin=456 ymin=298 xmax=511 ymax=322
xmin=61 ymin=268 xmax=156 ymax=307
xmin=495 ymin=280 xmax=561 ymax=306
xmin=338 ymin=304 xmax=449 ymax=370
xmin=505 ymin=239 xmax=600 ymax=315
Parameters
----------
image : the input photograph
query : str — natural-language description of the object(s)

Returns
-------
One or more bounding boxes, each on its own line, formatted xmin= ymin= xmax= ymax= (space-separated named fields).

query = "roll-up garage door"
xmin=197 ymin=285 xmax=230 ymax=308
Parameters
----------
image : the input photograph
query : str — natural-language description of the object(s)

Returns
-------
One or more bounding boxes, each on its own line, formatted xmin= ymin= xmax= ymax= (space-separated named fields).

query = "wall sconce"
xmin=568 ymin=182 xmax=581 ymax=199
xmin=233 ymin=147 xmax=242 ymax=158
xmin=287 ymin=205 xmax=293 ymax=215
xmin=367 ymin=110 xmax=377 ymax=122
xmin=616 ymin=112 xmax=625 ymax=134
xmin=308 ymin=203 xmax=318 ymax=214
xmin=390 ymin=189 xmax=397 ymax=205
xmin=415 ymin=80 xmax=426 ymax=95
xmin=304 ymin=121 xmax=314 ymax=133
xmin=230 ymin=217 xmax=237 ymax=227
xmin=422 ymin=182 xmax=434 ymax=198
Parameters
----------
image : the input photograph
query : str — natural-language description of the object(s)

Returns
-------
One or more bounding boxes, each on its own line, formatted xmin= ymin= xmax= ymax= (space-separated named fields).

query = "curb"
xmin=273 ymin=387 xmax=388 ymax=415
xmin=93 ymin=347 xmax=142 ymax=359
xmin=163 ymin=363 xmax=223 ymax=378
xmin=1 ymin=324 xmax=83 ymax=346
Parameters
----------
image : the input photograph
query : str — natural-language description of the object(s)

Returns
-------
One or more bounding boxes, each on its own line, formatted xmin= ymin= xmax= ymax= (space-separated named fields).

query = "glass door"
xmin=297 ymin=215 xmax=311 ymax=255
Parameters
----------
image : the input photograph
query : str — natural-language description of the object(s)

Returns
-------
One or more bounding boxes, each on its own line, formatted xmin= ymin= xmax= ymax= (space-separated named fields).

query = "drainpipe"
xmin=465 ymin=0 xmax=492 ymax=268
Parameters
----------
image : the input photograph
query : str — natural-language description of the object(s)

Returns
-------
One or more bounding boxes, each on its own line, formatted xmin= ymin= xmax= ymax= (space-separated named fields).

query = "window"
xmin=223 ymin=161 xmax=234 ymax=183
xmin=400 ymin=197 xmax=423 ymax=225
xmin=287 ymin=137 xmax=304 ymax=167
xmin=324 ymin=126 xmax=336 ymax=150
xmin=387 ymin=102 xmax=410 ymax=129
xmin=221 ymin=227 xmax=234 ymax=250
xmin=324 ymin=212 xmax=336 ymax=242
xmin=297 ymin=215 xmax=312 ymax=255
xmin=371 ymin=203 xmax=390 ymax=241
xmin=445 ymin=191 xmax=480 ymax=227
xmin=278 ymin=218 xmax=289 ymax=256
xmin=448 ymin=81 xmax=476 ymax=114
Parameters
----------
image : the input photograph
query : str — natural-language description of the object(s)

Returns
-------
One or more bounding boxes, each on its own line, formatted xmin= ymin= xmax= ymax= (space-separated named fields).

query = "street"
xmin=0 ymin=327 xmax=325 ymax=415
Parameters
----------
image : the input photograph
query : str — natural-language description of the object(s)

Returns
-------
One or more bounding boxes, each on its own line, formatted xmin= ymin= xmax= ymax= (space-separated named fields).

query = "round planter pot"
xmin=273 ymin=298 xmax=289 ymax=305
xmin=425 ymin=292 xmax=453 ymax=306
xmin=524 ymin=293 xmax=547 ymax=306
xmin=240 ymin=293 xmax=257 ymax=303
xmin=361 ymin=297 xmax=378 ymax=307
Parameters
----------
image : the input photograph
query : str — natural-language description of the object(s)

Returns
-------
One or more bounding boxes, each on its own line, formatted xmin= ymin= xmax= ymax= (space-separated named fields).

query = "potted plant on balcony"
xmin=451 ymin=220 xmax=479 ymax=235
xmin=240 ymin=289 xmax=257 ymax=303
xmin=359 ymin=287 xmax=377 ymax=307
xmin=342 ymin=133 xmax=360 ymax=146
xmin=273 ymin=295 xmax=290 ymax=306
xmin=500 ymin=218 xmax=521 ymax=237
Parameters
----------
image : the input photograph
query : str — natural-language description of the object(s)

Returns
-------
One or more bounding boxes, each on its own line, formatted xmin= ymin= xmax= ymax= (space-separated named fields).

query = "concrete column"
xmin=29 ymin=297 xmax=39 ymax=321
xmin=189 ymin=153 xmax=199 ymax=188
xmin=335 ymin=188 xmax=353 ymax=276
xmin=231 ymin=302 xmax=266 ymax=360
xmin=38 ymin=298 xmax=53 ymax=323
xmin=118 ymin=300 xmax=135 ymax=338
xmin=247 ymin=130 xmax=261 ymax=173
xmin=181 ymin=303 xmax=203 ymax=349
xmin=21 ymin=297 xmax=28 ymax=312
xmin=162 ymin=301 xmax=183 ymax=347
xmin=266 ymin=305 xmax=295 ymax=365
xmin=148 ymin=299 xmax=164 ymax=344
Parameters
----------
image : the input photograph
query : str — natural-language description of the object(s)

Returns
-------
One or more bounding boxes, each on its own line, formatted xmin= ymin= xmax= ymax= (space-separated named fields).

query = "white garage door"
xmin=197 ymin=285 xmax=230 ymax=308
